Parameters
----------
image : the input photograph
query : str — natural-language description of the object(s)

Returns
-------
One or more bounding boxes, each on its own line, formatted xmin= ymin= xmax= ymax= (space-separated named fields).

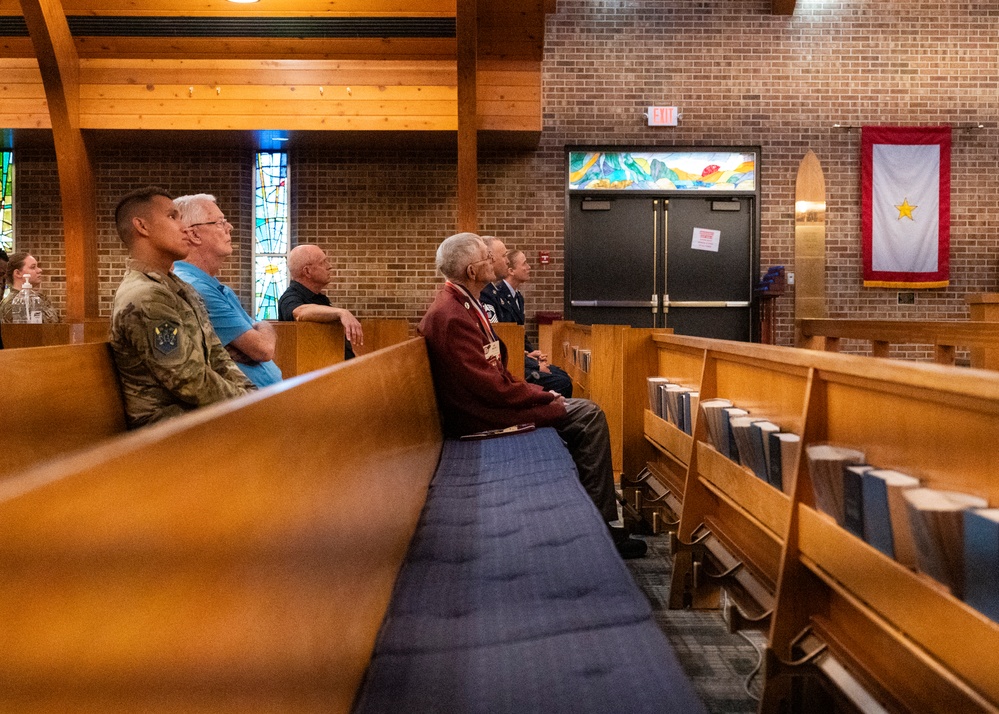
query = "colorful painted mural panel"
xmin=568 ymin=151 xmax=755 ymax=191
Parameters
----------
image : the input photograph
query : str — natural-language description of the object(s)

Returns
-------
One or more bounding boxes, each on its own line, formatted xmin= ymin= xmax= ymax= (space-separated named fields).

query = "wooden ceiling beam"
xmin=772 ymin=0 xmax=796 ymax=15
xmin=2 ymin=0 xmax=456 ymax=17
xmin=456 ymin=0 xmax=476 ymax=232
xmin=19 ymin=0 xmax=98 ymax=322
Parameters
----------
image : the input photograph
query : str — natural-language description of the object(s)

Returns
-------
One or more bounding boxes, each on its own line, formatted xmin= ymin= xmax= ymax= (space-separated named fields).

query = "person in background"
xmin=419 ymin=232 xmax=646 ymax=559
xmin=110 ymin=186 xmax=254 ymax=429
xmin=0 ymin=251 xmax=60 ymax=323
xmin=481 ymin=247 xmax=572 ymax=398
xmin=172 ymin=193 xmax=282 ymax=389
xmin=278 ymin=244 xmax=363 ymax=359
xmin=0 ymin=248 xmax=6 ymax=348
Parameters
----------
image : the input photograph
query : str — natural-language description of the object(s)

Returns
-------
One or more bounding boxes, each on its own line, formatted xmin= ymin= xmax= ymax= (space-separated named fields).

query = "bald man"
xmin=278 ymin=244 xmax=363 ymax=359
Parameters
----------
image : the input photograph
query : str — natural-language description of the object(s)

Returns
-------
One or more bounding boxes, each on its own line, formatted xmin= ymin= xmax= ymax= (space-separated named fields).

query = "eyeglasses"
xmin=470 ymin=252 xmax=493 ymax=267
xmin=189 ymin=219 xmax=230 ymax=229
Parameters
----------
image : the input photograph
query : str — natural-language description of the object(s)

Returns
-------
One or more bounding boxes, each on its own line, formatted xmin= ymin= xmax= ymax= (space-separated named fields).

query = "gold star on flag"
xmin=896 ymin=198 xmax=917 ymax=221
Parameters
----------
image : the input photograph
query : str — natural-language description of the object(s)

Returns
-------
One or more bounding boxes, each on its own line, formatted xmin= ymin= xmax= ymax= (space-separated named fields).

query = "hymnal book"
xmin=459 ymin=423 xmax=536 ymax=441
xmin=861 ymin=469 xmax=921 ymax=566
xmin=730 ymin=416 xmax=767 ymax=480
xmin=682 ymin=391 xmax=700 ymax=436
xmin=562 ymin=341 xmax=571 ymax=358
xmin=579 ymin=349 xmax=591 ymax=373
xmin=964 ymin=508 xmax=999 ymax=622
xmin=700 ymin=399 xmax=733 ymax=456
xmin=767 ymin=432 xmax=801 ymax=494
xmin=662 ymin=384 xmax=691 ymax=432
xmin=904 ymin=488 xmax=988 ymax=597
xmin=647 ymin=377 xmax=670 ymax=417
xmin=750 ymin=421 xmax=780 ymax=484
xmin=842 ymin=464 xmax=873 ymax=540
xmin=722 ymin=407 xmax=749 ymax=462
xmin=804 ymin=444 xmax=866 ymax=525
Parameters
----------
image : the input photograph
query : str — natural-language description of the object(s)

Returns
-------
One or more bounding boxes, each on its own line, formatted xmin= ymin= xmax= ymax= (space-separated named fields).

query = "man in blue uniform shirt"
xmin=173 ymin=193 xmax=282 ymax=388
xmin=480 ymin=238 xmax=572 ymax=398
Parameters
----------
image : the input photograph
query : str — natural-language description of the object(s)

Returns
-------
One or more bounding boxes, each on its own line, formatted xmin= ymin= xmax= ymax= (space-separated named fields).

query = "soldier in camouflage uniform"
xmin=110 ymin=186 xmax=254 ymax=429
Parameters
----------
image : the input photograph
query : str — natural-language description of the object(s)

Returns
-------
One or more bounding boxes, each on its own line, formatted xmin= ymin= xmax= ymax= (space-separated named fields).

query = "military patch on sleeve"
xmin=153 ymin=321 xmax=180 ymax=355
xmin=483 ymin=303 xmax=497 ymax=322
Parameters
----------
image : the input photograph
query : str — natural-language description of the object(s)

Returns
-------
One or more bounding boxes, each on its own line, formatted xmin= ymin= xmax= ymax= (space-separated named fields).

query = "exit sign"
xmin=647 ymin=106 xmax=679 ymax=126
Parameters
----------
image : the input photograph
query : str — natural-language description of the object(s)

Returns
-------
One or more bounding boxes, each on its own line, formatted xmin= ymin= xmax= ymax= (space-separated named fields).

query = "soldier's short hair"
xmin=115 ymin=186 xmax=174 ymax=245
xmin=436 ymin=233 xmax=485 ymax=280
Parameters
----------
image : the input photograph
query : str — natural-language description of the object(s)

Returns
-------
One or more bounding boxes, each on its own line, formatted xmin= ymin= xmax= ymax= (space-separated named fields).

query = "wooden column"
xmin=456 ymin=0 xmax=477 ymax=232
xmin=19 ymin=0 xmax=98 ymax=325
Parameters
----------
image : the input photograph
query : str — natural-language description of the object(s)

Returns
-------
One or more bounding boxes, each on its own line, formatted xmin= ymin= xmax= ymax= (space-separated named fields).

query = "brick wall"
xmin=10 ymin=0 xmax=999 ymax=350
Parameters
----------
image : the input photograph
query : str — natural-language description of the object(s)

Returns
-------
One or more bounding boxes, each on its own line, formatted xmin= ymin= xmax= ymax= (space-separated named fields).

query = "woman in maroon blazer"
xmin=419 ymin=232 xmax=646 ymax=559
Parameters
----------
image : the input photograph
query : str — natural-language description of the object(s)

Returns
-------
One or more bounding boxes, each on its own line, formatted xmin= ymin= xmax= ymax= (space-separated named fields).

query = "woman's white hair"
xmin=436 ymin=232 xmax=485 ymax=280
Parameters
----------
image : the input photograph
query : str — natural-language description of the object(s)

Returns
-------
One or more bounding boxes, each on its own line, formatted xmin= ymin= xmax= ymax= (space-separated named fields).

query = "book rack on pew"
xmin=632 ymin=332 xmax=999 ymax=712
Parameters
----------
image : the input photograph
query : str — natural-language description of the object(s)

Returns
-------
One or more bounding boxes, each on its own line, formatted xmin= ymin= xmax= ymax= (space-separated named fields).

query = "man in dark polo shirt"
xmin=277 ymin=244 xmax=364 ymax=359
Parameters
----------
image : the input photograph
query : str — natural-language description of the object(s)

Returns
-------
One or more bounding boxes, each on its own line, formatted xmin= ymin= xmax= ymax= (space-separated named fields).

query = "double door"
xmin=566 ymin=195 xmax=756 ymax=341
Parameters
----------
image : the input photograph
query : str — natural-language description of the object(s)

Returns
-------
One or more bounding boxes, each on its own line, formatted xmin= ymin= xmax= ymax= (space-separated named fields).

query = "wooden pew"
xmin=627 ymin=331 xmax=999 ymax=710
xmin=796 ymin=318 xmax=999 ymax=369
xmin=0 ymin=338 xmax=443 ymax=713
xmin=269 ymin=318 xmax=410 ymax=378
xmin=0 ymin=342 xmax=127 ymax=480
xmin=762 ymin=352 xmax=999 ymax=713
xmin=492 ymin=321 xmax=526 ymax=381
xmin=545 ymin=321 xmax=667 ymax=480
xmin=2 ymin=320 xmax=110 ymax=348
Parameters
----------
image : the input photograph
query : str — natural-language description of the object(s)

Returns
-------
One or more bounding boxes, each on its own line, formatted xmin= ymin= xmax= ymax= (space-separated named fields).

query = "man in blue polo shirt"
xmin=173 ymin=193 xmax=282 ymax=388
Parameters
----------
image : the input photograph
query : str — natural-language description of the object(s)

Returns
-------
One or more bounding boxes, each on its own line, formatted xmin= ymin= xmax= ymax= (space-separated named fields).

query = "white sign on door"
xmin=691 ymin=227 xmax=721 ymax=252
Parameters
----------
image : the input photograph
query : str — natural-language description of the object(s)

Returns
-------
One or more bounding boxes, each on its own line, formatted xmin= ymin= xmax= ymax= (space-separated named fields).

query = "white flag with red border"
xmin=861 ymin=126 xmax=950 ymax=288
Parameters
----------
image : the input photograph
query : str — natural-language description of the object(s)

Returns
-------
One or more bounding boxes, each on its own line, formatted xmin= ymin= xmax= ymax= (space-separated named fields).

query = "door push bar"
xmin=570 ymin=299 xmax=750 ymax=309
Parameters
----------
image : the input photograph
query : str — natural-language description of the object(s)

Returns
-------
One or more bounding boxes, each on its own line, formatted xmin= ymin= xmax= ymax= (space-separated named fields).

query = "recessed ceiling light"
xmin=227 ymin=0 xmax=260 ymax=4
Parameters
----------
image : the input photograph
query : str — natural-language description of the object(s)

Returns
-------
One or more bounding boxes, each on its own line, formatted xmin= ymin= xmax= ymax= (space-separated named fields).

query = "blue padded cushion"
xmin=353 ymin=427 xmax=705 ymax=714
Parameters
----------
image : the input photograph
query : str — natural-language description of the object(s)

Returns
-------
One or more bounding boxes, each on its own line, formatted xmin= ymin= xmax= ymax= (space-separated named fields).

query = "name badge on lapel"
xmin=483 ymin=340 xmax=501 ymax=364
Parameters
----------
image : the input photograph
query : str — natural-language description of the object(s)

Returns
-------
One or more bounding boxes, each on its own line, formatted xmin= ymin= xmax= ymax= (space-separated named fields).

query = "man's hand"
xmin=527 ymin=349 xmax=548 ymax=361
xmin=340 ymin=310 xmax=364 ymax=346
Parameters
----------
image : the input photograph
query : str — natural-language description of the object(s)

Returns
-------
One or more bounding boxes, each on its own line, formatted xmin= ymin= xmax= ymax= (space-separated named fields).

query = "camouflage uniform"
xmin=110 ymin=259 xmax=255 ymax=429
xmin=0 ymin=289 xmax=61 ymax=323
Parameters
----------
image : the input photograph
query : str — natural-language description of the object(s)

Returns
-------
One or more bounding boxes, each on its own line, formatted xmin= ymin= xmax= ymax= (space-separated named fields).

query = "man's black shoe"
xmin=610 ymin=527 xmax=648 ymax=559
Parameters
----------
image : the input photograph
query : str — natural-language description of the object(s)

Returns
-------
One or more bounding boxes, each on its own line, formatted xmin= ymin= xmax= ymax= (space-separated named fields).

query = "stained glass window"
xmin=568 ymin=151 xmax=756 ymax=191
xmin=1 ymin=151 xmax=13 ymax=254
xmin=253 ymin=151 xmax=289 ymax=319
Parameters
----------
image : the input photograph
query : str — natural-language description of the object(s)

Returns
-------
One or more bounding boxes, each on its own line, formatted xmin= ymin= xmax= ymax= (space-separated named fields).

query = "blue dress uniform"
xmin=480 ymin=281 xmax=573 ymax=398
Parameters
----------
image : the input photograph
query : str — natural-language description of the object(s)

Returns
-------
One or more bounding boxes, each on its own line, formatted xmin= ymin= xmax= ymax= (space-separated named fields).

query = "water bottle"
xmin=12 ymin=277 xmax=42 ymax=324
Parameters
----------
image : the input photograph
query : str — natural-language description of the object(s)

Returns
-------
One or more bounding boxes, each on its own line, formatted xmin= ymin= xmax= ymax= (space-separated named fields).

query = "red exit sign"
xmin=647 ymin=106 xmax=679 ymax=126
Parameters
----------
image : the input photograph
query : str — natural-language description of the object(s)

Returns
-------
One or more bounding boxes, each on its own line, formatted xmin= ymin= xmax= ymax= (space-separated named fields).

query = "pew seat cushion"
xmin=353 ymin=427 xmax=705 ymax=714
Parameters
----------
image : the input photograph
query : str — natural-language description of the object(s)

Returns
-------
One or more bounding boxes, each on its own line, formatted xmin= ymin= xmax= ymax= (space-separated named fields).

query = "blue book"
xmin=861 ymin=469 xmax=920 ymax=564
xmin=842 ymin=464 xmax=873 ymax=539
xmin=964 ymin=509 xmax=999 ymax=622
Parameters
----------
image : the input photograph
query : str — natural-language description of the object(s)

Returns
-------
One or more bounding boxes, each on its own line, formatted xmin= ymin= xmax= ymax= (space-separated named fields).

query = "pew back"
xmin=0 ymin=338 xmax=443 ymax=713
xmin=269 ymin=319 xmax=410 ymax=378
xmin=0 ymin=342 xmax=127 ymax=480
xmin=796 ymin=318 xmax=999 ymax=368
xmin=492 ymin=321 xmax=526 ymax=380
xmin=2 ymin=320 xmax=110 ymax=348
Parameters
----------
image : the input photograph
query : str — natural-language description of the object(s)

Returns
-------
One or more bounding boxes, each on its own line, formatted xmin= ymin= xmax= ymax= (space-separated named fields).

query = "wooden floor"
xmin=624 ymin=533 xmax=765 ymax=714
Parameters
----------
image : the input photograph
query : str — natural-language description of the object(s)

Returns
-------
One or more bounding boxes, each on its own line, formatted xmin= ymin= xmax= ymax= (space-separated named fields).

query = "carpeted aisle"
xmin=624 ymin=533 xmax=766 ymax=714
